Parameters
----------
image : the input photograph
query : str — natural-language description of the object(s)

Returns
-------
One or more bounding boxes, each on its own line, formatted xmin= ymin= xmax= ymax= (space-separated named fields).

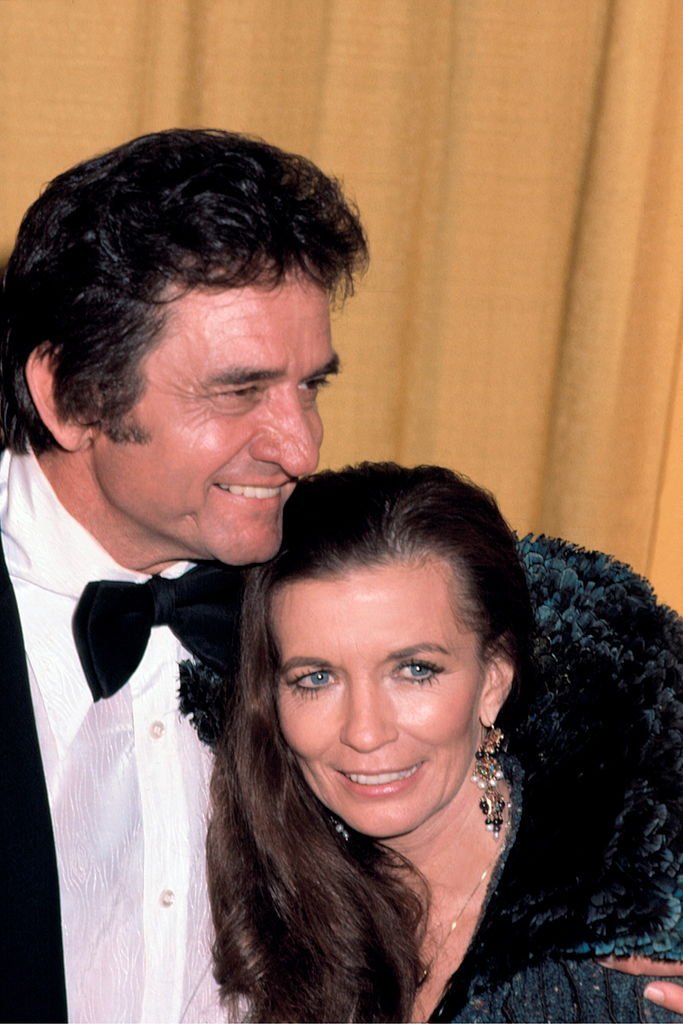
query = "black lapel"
xmin=0 ymin=534 xmax=68 ymax=1022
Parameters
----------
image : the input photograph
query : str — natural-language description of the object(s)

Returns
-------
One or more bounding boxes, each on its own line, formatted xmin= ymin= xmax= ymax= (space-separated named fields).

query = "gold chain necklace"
xmin=421 ymin=846 xmax=501 ymax=982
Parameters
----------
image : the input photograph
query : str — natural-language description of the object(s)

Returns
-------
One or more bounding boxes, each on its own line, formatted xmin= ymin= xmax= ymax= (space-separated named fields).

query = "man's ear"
xmin=479 ymin=655 xmax=515 ymax=728
xmin=25 ymin=344 xmax=94 ymax=451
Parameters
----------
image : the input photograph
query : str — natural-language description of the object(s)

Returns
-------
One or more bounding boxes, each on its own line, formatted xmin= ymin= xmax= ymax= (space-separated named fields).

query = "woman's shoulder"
xmin=503 ymin=535 xmax=682 ymax=960
xmin=441 ymin=958 xmax=682 ymax=1023
xmin=432 ymin=536 xmax=683 ymax=1020
xmin=515 ymin=532 xmax=681 ymax=673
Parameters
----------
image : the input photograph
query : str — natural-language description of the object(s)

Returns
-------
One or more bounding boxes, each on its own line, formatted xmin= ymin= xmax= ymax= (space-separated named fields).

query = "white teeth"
xmin=217 ymin=484 xmax=280 ymax=499
xmin=346 ymin=764 xmax=419 ymax=785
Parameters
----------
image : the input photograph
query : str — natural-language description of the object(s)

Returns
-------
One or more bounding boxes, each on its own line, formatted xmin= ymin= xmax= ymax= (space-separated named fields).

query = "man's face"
xmin=42 ymin=278 xmax=335 ymax=572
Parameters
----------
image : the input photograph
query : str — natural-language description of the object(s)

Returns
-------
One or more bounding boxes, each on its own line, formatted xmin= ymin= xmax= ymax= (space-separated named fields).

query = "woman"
xmin=207 ymin=462 xmax=683 ymax=1022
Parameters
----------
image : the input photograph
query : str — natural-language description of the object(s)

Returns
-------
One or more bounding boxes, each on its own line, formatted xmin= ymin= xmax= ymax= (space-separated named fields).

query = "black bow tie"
xmin=73 ymin=562 xmax=243 ymax=701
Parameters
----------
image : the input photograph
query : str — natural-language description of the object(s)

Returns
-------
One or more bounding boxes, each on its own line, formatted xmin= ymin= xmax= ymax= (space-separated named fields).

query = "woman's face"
xmin=274 ymin=558 xmax=513 ymax=853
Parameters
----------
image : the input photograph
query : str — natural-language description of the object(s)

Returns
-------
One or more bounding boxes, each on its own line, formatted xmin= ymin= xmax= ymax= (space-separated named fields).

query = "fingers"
xmin=644 ymin=981 xmax=683 ymax=1014
xmin=598 ymin=955 xmax=683 ymax=978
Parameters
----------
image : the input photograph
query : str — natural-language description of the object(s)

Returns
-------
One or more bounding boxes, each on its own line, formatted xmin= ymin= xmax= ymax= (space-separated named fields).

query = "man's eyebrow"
xmin=207 ymin=367 xmax=282 ymax=387
xmin=206 ymin=354 xmax=340 ymax=388
xmin=305 ymin=354 xmax=340 ymax=380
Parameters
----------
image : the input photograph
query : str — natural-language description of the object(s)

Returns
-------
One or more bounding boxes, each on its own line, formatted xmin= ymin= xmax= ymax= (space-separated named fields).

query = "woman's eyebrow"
xmin=388 ymin=643 xmax=451 ymax=660
xmin=279 ymin=655 xmax=334 ymax=673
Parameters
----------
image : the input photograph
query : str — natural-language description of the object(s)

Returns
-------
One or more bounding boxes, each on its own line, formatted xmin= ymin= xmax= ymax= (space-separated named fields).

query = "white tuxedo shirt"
xmin=0 ymin=450 xmax=225 ymax=1023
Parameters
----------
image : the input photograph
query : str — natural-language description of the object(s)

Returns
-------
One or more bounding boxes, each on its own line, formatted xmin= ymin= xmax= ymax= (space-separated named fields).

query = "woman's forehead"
xmin=271 ymin=555 xmax=472 ymax=628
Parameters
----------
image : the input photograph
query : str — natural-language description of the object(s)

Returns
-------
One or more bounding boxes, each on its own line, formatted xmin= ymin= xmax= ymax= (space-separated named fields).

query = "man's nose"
xmin=339 ymin=681 xmax=399 ymax=753
xmin=250 ymin=397 xmax=322 ymax=477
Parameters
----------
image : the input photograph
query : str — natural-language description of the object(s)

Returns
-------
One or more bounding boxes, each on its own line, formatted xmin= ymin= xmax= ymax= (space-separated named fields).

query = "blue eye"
xmin=397 ymin=660 xmax=442 ymax=684
xmin=296 ymin=669 xmax=331 ymax=689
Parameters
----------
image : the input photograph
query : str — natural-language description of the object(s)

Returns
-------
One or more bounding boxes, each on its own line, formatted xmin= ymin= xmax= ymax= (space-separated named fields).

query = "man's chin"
xmin=210 ymin=536 xmax=283 ymax=567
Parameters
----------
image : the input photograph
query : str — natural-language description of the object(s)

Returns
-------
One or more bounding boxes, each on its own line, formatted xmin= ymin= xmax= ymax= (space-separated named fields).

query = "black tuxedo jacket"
xmin=0 ymin=533 xmax=68 ymax=1023
xmin=0 ymin=522 xmax=234 ymax=1024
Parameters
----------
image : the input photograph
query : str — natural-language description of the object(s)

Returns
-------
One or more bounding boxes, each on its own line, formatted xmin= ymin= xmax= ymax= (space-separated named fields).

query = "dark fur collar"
xmin=506 ymin=536 xmax=682 ymax=957
xmin=436 ymin=537 xmax=683 ymax=1014
xmin=178 ymin=656 xmax=227 ymax=747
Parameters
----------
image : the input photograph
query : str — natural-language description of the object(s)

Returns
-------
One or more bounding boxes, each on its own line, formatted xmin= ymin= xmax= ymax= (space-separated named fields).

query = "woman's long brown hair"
xmin=207 ymin=463 xmax=533 ymax=1022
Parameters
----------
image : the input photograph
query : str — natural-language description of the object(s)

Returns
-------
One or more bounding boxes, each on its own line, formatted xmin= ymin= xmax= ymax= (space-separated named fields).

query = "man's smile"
xmin=215 ymin=483 xmax=284 ymax=499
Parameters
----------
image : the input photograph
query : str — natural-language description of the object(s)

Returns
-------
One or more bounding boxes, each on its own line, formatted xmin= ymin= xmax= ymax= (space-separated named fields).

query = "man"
xmin=0 ymin=128 xmax=368 ymax=1023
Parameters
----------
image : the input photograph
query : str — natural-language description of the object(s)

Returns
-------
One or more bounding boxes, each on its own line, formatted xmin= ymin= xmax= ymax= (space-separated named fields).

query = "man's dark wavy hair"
xmin=0 ymin=128 xmax=368 ymax=453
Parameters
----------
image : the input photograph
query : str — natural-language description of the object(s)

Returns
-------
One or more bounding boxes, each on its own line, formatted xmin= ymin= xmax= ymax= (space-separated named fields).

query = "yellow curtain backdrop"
xmin=1 ymin=0 xmax=680 ymax=609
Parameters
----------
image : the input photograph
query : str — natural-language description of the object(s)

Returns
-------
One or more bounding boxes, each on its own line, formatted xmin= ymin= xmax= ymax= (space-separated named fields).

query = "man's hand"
xmin=600 ymin=956 xmax=683 ymax=1014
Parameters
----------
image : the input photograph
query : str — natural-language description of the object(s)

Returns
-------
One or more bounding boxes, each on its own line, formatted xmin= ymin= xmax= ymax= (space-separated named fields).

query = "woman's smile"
xmin=342 ymin=762 xmax=422 ymax=786
xmin=337 ymin=761 xmax=426 ymax=798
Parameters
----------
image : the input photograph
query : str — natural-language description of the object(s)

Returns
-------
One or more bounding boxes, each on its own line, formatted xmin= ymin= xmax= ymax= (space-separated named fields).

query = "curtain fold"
xmin=0 ymin=0 xmax=680 ymax=608
xmin=541 ymin=0 xmax=683 ymax=587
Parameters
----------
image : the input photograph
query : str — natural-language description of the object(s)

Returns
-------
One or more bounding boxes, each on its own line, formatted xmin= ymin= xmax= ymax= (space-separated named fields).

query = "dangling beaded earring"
xmin=330 ymin=815 xmax=350 ymax=842
xmin=471 ymin=726 xmax=506 ymax=837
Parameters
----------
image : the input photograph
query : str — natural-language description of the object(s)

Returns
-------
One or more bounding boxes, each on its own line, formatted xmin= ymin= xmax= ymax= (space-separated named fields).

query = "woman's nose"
xmin=339 ymin=681 xmax=398 ymax=753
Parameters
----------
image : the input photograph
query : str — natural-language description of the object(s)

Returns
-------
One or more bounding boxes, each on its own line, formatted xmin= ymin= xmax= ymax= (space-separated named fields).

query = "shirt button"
xmin=149 ymin=720 xmax=165 ymax=739
xmin=159 ymin=889 xmax=175 ymax=907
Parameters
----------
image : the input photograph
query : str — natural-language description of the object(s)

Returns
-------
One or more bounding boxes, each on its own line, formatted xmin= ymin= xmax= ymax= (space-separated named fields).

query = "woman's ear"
xmin=25 ymin=343 xmax=94 ymax=451
xmin=479 ymin=655 xmax=515 ymax=728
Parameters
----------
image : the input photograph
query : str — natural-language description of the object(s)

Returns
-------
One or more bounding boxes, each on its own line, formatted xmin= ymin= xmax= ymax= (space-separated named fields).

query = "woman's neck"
xmin=399 ymin=781 xmax=510 ymax=1022
xmin=386 ymin=779 xmax=497 ymax=886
